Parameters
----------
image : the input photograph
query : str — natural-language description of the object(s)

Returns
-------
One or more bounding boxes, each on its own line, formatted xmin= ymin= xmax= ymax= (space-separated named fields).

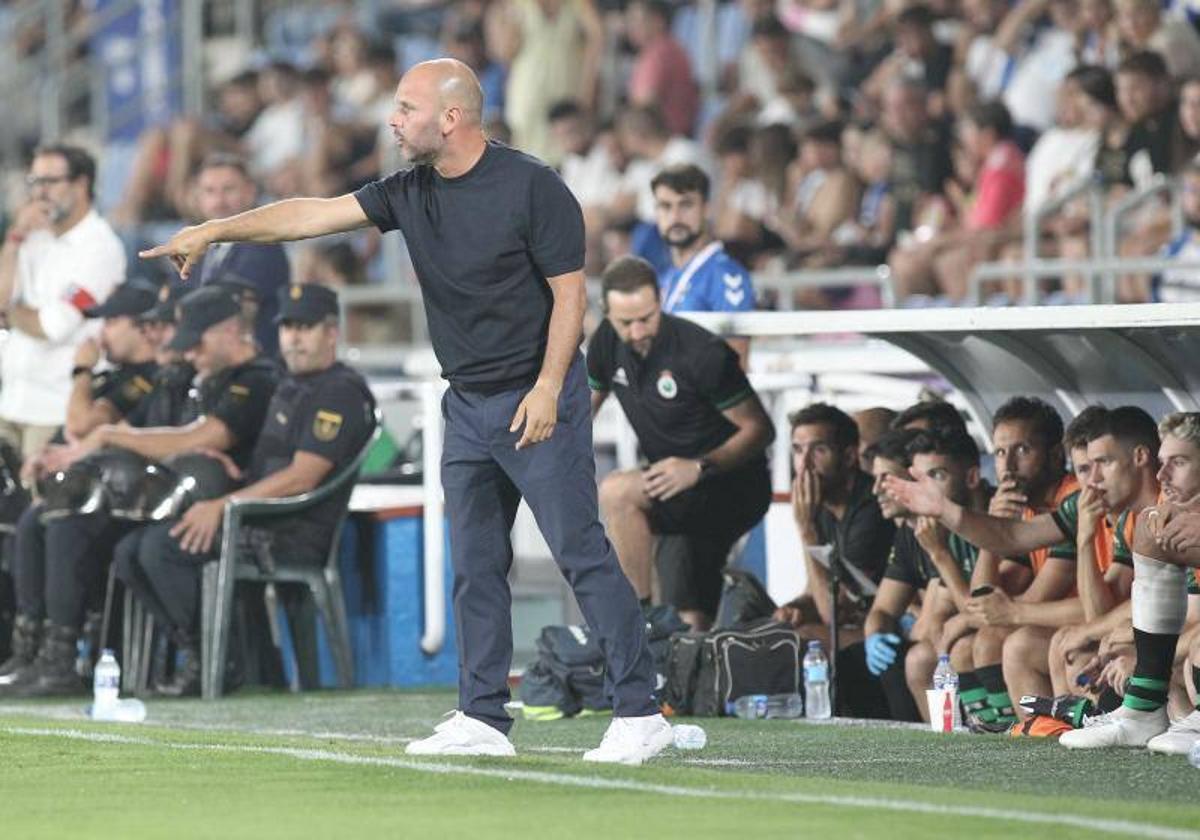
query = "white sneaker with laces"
xmin=405 ymin=711 xmax=516 ymax=757
xmin=1058 ymin=705 xmax=1168 ymax=749
xmin=1146 ymin=709 xmax=1200 ymax=755
xmin=582 ymin=713 xmax=673 ymax=766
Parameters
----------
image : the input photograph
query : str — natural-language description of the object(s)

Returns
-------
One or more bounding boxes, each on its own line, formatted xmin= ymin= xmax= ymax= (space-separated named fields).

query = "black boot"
xmin=154 ymin=645 xmax=201 ymax=698
xmin=17 ymin=623 xmax=85 ymax=697
xmin=0 ymin=615 xmax=43 ymax=691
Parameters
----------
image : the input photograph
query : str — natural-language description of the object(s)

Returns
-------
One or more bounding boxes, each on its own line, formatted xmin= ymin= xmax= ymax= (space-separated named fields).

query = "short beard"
xmin=664 ymin=228 xmax=703 ymax=251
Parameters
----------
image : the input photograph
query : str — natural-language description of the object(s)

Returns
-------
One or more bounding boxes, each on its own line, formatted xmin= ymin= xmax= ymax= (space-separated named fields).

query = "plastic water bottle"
xmin=766 ymin=693 xmax=805 ymax=719
xmin=91 ymin=649 xmax=120 ymax=719
xmin=672 ymin=724 xmax=707 ymax=750
xmin=732 ymin=694 xmax=768 ymax=719
xmin=803 ymin=641 xmax=832 ymax=720
xmin=1189 ymin=740 xmax=1200 ymax=769
xmin=932 ymin=654 xmax=958 ymax=691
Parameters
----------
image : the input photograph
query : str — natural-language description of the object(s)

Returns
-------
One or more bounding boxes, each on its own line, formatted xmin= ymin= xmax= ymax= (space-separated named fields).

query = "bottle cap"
xmin=101 ymin=648 xmax=116 ymax=658
xmin=806 ymin=640 xmax=821 ymax=650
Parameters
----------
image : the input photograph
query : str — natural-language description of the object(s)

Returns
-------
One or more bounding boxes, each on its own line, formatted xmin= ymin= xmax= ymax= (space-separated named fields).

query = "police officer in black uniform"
xmin=116 ymin=283 xmax=375 ymax=696
xmin=0 ymin=285 xmax=277 ymax=695
xmin=0 ymin=281 xmax=162 ymax=695
xmin=588 ymin=256 xmax=775 ymax=631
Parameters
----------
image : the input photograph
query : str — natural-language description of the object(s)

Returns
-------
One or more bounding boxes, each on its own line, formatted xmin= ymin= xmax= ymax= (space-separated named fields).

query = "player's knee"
xmin=950 ymin=634 xmax=975 ymax=671
xmin=598 ymin=471 xmax=639 ymax=514
xmin=905 ymin=641 xmax=936 ymax=682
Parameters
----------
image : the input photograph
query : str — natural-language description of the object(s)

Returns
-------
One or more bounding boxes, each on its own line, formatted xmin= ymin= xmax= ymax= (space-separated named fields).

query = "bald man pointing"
xmin=142 ymin=59 xmax=669 ymax=763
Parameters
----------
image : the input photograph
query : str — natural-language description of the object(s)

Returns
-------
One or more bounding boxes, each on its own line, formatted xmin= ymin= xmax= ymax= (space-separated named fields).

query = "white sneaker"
xmin=1058 ymin=705 xmax=1168 ymax=749
xmin=1146 ymin=709 xmax=1200 ymax=755
xmin=405 ymin=711 xmax=516 ymax=757
xmin=582 ymin=713 xmax=673 ymax=766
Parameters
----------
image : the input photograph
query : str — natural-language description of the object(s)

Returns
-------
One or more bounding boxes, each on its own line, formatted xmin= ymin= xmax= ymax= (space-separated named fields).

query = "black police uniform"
xmin=3 ymin=281 xmax=167 ymax=693
xmin=586 ymin=313 xmax=772 ymax=616
xmin=117 ymin=285 xmax=373 ymax=656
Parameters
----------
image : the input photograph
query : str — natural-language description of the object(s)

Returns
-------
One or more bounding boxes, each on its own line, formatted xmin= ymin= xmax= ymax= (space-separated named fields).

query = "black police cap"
xmin=166 ymin=285 xmax=242 ymax=352
xmin=275 ymin=283 xmax=339 ymax=325
xmin=84 ymin=281 xmax=158 ymax=319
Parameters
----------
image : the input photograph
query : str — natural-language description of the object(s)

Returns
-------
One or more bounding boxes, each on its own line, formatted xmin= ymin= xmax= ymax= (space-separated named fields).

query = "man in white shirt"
xmin=0 ymin=145 xmax=125 ymax=458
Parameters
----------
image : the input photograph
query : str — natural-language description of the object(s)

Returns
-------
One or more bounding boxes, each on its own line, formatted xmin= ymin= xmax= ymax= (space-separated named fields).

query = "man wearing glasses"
xmin=0 ymin=144 xmax=125 ymax=459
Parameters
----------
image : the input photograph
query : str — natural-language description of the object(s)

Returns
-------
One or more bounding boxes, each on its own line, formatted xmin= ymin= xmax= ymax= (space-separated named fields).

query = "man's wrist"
xmin=71 ymin=365 xmax=92 ymax=379
xmin=534 ymin=376 xmax=563 ymax=397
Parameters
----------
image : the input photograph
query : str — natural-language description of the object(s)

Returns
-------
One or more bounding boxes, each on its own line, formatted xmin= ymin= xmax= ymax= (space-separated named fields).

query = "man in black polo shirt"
xmin=587 ymin=256 xmax=773 ymax=630
xmin=0 ymin=285 xmax=277 ymax=696
xmin=115 ymin=283 xmax=375 ymax=696
xmin=140 ymin=58 xmax=666 ymax=763
xmin=774 ymin=402 xmax=896 ymax=642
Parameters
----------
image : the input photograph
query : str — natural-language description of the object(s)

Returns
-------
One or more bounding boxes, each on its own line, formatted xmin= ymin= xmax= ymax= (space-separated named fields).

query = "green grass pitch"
xmin=1 ymin=690 xmax=1198 ymax=839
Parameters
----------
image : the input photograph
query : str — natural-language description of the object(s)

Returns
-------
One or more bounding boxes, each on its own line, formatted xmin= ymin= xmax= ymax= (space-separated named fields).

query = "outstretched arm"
xmin=140 ymin=194 xmax=370 ymax=278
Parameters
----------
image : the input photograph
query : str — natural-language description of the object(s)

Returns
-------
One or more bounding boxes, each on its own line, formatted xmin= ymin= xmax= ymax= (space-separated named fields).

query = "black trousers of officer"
xmin=113 ymin=522 xmax=208 ymax=646
xmin=442 ymin=354 xmax=658 ymax=734
xmin=13 ymin=504 xmax=131 ymax=629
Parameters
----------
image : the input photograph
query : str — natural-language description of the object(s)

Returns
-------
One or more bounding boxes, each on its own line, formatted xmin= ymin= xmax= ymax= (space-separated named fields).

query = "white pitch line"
xmin=3 ymin=726 xmax=1196 ymax=840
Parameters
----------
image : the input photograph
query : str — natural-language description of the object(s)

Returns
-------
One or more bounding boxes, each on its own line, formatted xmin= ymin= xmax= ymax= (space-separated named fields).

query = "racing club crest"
xmin=656 ymin=370 xmax=677 ymax=400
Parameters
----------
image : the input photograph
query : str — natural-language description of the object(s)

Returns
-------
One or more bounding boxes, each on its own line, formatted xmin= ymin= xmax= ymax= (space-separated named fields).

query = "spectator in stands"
xmin=651 ymin=166 xmax=756 ymax=307
xmin=953 ymin=0 xmax=1083 ymax=139
xmin=733 ymin=14 xmax=805 ymax=115
xmin=613 ymin=105 xmax=712 ymax=274
xmin=854 ymin=407 xmax=898 ymax=472
xmin=878 ymin=79 xmax=953 ymax=240
xmin=1023 ymin=66 xmax=1103 ymax=219
xmin=443 ymin=15 xmax=506 ymax=124
xmin=115 ymin=285 xmax=374 ymax=696
xmin=326 ymin=25 xmax=384 ymax=116
xmin=549 ymin=99 xmax=621 ymax=270
xmin=1169 ymin=76 xmax=1200 ymax=170
xmin=774 ymin=403 xmax=896 ymax=646
xmin=1079 ymin=0 xmax=1121 ymax=68
xmin=0 ymin=144 xmax=124 ymax=460
xmin=1097 ymin=51 xmax=1174 ymax=191
xmin=1114 ymin=0 xmax=1200 ymax=79
xmin=1157 ymin=159 xmax=1200 ymax=301
xmin=589 ymin=256 xmax=774 ymax=630
xmin=113 ymin=71 xmax=262 ymax=227
xmin=241 ymin=61 xmax=307 ymax=198
xmin=710 ymin=123 xmax=797 ymax=268
xmin=294 ymin=67 xmax=382 ymax=199
xmin=890 ymin=101 xmax=1025 ymax=301
xmin=489 ymin=0 xmax=604 ymax=165
xmin=182 ymin=154 xmax=290 ymax=357
xmin=815 ymin=129 xmax=898 ymax=268
xmin=624 ymin=1 xmax=700 ymax=138
xmin=862 ymin=5 xmax=955 ymax=117
xmin=765 ymin=120 xmax=859 ymax=277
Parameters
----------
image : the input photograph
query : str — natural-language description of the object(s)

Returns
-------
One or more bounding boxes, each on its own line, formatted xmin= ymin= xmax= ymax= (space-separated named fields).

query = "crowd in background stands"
xmin=13 ymin=0 xmax=1200 ymax=306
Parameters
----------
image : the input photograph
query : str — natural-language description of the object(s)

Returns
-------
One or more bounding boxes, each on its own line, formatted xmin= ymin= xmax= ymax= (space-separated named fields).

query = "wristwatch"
xmin=696 ymin=458 xmax=717 ymax=482
xmin=71 ymin=365 xmax=92 ymax=379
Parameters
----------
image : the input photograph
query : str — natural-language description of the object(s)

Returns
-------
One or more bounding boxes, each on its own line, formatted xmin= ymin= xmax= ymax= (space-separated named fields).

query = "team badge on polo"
xmin=656 ymin=370 xmax=678 ymax=400
xmin=313 ymin=409 xmax=343 ymax=441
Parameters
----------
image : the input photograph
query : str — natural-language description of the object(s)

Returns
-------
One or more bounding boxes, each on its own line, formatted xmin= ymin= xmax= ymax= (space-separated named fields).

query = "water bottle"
xmin=803 ymin=641 xmax=832 ymax=720
xmin=932 ymin=654 xmax=958 ymax=692
xmin=91 ymin=649 xmax=120 ymax=719
xmin=732 ymin=694 xmax=768 ymax=719
xmin=672 ymin=724 xmax=707 ymax=750
xmin=766 ymin=693 xmax=805 ymax=719
xmin=1189 ymin=740 xmax=1200 ymax=769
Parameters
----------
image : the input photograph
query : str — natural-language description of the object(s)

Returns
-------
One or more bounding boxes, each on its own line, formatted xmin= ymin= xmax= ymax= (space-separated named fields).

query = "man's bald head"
xmin=403 ymin=58 xmax=483 ymax=125
xmin=390 ymin=58 xmax=486 ymax=167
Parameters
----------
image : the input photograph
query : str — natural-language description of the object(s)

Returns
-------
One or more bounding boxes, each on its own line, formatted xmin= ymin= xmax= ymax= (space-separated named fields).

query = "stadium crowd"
xmin=0 ymin=0 xmax=1199 ymax=760
xmin=11 ymin=0 xmax=1200 ymax=306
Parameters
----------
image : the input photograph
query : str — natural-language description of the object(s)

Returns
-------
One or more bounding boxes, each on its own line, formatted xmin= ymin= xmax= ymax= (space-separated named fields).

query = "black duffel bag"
xmin=664 ymin=619 xmax=802 ymax=717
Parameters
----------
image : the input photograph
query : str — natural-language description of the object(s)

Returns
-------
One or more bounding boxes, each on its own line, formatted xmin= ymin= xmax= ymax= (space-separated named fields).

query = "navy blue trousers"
xmin=442 ymin=354 xmax=657 ymax=733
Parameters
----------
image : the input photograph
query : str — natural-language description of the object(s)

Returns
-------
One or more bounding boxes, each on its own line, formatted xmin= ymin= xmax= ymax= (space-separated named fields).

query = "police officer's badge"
xmin=313 ymin=409 xmax=343 ymax=441
xmin=656 ymin=370 xmax=677 ymax=400
xmin=290 ymin=285 xmax=303 ymax=300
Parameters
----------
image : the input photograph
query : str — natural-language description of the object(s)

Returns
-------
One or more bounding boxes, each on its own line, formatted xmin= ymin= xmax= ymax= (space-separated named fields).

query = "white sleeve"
xmin=39 ymin=235 xmax=126 ymax=344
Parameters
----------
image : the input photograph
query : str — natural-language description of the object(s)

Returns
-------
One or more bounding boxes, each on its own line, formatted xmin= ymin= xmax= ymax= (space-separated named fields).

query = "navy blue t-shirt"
xmin=354 ymin=141 xmax=585 ymax=391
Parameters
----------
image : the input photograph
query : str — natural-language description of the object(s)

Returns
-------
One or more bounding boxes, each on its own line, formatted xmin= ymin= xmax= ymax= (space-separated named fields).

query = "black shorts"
xmin=649 ymin=462 xmax=772 ymax=615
